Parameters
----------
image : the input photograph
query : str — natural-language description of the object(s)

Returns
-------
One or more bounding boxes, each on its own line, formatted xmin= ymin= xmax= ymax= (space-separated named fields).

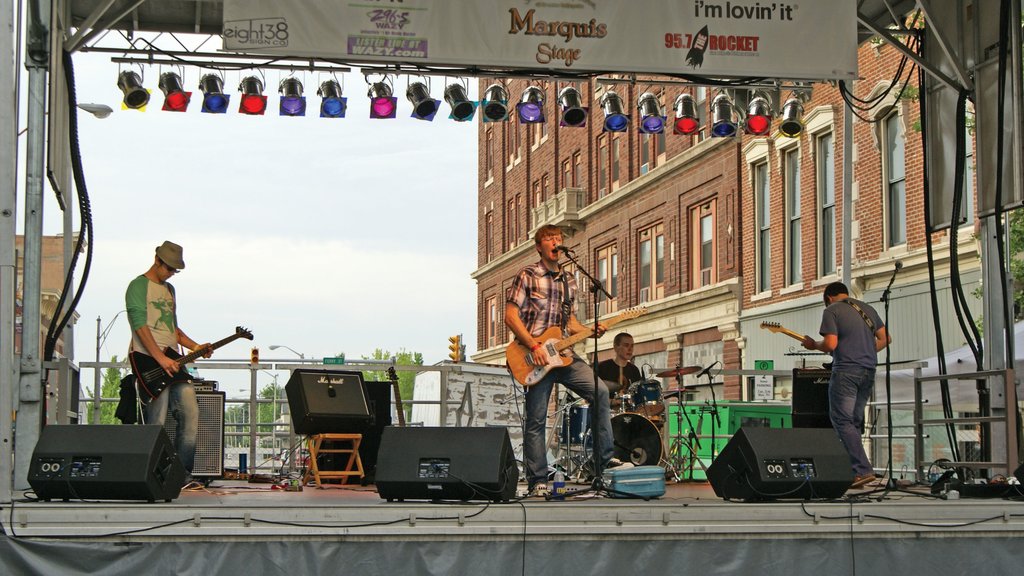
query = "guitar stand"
xmin=663 ymin=395 xmax=709 ymax=482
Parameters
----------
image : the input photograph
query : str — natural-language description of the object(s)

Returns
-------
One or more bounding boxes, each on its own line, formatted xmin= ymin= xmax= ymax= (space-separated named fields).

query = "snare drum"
xmin=630 ymin=379 xmax=665 ymax=417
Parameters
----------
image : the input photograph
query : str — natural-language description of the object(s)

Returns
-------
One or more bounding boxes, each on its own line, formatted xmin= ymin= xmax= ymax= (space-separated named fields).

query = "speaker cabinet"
xmin=28 ymin=425 xmax=185 ymax=502
xmin=792 ymin=368 xmax=832 ymax=428
xmin=706 ymin=427 xmax=853 ymax=501
xmin=375 ymin=426 xmax=519 ymax=502
xmin=164 ymin=390 xmax=224 ymax=477
xmin=286 ymin=369 xmax=370 ymax=435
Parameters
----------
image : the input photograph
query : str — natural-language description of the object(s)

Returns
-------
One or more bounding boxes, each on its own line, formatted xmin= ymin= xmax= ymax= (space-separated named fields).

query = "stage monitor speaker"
xmin=164 ymin=390 xmax=224 ymax=477
xmin=286 ymin=369 xmax=370 ymax=435
xmin=792 ymin=368 xmax=832 ymax=428
xmin=28 ymin=425 xmax=185 ymax=502
xmin=375 ymin=426 xmax=519 ymax=502
xmin=706 ymin=427 xmax=853 ymax=501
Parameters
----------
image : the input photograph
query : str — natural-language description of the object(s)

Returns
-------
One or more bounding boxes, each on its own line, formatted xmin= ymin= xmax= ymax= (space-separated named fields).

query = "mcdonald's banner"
xmin=222 ymin=0 xmax=857 ymax=81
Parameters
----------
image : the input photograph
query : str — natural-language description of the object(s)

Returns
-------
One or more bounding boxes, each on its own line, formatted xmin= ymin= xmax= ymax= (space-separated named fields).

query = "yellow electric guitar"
xmin=506 ymin=307 xmax=647 ymax=387
xmin=759 ymin=321 xmax=808 ymax=343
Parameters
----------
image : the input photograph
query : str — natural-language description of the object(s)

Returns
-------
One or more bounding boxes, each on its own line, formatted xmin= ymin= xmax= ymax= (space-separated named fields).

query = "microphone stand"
xmin=558 ymin=248 xmax=629 ymax=498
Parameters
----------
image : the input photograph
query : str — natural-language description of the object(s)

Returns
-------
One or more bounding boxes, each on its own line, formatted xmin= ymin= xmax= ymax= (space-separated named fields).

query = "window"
xmin=785 ymin=148 xmax=802 ymax=285
xmin=640 ymin=134 xmax=651 ymax=175
xmin=572 ymin=151 xmax=582 ymax=188
xmin=817 ymin=132 xmax=836 ymax=276
xmin=884 ymin=112 xmax=906 ymax=247
xmin=533 ymin=180 xmax=541 ymax=207
xmin=690 ymin=201 xmax=716 ymax=289
xmin=542 ymin=173 xmax=549 ymax=199
xmin=485 ymin=128 xmax=493 ymax=181
xmin=562 ymin=159 xmax=572 ymax=191
xmin=506 ymin=123 xmax=515 ymax=168
xmin=507 ymin=199 xmax=517 ymax=250
xmin=598 ymin=135 xmax=609 ymax=198
xmin=485 ymin=296 xmax=498 ymax=348
xmin=611 ymin=135 xmax=621 ymax=191
xmin=695 ymin=87 xmax=708 ymax=141
xmin=596 ymin=244 xmax=619 ymax=315
xmin=755 ymin=162 xmax=771 ymax=293
xmin=485 ymin=212 xmax=493 ymax=262
xmin=639 ymin=223 xmax=665 ymax=302
xmin=641 ymin=132 xmax=667 ymax=176
xmin=516 ymin=194 xmax=523 ymax=243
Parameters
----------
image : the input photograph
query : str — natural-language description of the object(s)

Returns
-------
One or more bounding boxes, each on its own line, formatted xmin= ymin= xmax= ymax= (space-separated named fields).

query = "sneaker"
xmin=527 ymin=482 xmax=550 ymax=498
xmin=849 ymin=474 xmax=877 ymax=489
xmin=604 ymin=458 xmax=634 ymax=472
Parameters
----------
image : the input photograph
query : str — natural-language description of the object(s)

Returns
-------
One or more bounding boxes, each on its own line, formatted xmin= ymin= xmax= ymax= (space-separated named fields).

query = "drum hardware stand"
xmin=662 ymin=390 xmax=709 ymax=481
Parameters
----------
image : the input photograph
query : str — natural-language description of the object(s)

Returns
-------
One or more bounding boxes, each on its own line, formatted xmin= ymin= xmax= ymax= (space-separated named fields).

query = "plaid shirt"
xmin=506 ymin=261 xmax=578 ymax=337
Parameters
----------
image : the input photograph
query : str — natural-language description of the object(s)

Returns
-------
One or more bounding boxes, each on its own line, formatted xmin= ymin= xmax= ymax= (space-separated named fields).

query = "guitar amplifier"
xmin=164 ymin=390 xmax=225 ymax=477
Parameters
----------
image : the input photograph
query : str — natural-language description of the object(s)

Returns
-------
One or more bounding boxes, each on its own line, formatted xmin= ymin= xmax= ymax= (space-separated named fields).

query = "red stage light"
xmin=674 ymin=116 xmax=700 ymax=135
xmin=163 ymin=91 xmax=191 ymax=112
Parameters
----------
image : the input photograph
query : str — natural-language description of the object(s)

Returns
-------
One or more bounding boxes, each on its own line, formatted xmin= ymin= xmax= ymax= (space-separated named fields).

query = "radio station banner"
xmin=222 ymin=0 xmax=857 ymax=81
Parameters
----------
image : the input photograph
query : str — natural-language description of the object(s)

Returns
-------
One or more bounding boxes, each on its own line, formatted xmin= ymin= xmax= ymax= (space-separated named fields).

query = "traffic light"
xmin=448 ymin=335 xmax=462 ymax=363
xmin=250 ymin=347 xmax=259 ymax=365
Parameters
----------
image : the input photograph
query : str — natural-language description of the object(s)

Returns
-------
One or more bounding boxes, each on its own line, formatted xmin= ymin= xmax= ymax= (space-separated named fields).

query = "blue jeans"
xmin=523 ymin=358 xmax=614 ymax=486
xmin=144 ymin=381 xmax=198 ymax=474
xmin=829 ymin=366 xmax=875 ymax=476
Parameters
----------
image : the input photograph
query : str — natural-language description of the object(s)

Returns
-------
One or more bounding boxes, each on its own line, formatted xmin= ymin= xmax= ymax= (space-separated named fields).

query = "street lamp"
xmin=269 ymin=344 xmax=305 ymax=359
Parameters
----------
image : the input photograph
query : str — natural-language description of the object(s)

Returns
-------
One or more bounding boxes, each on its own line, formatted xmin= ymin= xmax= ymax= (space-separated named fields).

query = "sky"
xmin=20 ymin=45 xmax=480 ymax=397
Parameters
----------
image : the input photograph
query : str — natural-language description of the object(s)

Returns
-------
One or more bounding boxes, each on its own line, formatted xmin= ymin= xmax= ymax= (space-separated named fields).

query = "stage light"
xmin=199 ymin=74 xmax=229 ymax=114
xmin=238 ymin=76 xmax=267 ymax=115
xmin=117 ymin=70 xmax=149 ymax=110
xmin=517 ymin=86 xmax=545 ymax=124
xmin=317 ymin=80 xmax=347 ymax=118
xmin=599 ymin=90 xmax=629 ymax=132
xmin=637 ymin=92 xmax=665 ymax=134
xmin=443 ymin=83 xmax=477 ymax=121
xmin=158 ymin=72 xmax=190 ymax=112
xmin=557 ymin=86 xmax=587 ymax=127
xmin=711 ymin=93 xmax=737 ymax=137
xmin=406 ymin=81 xmax=440 ymax=121
xmin=779 ymin=97 xmax=805 ymax=138
xmin=368 ymin=82 xmax=397 ymax=119
xmin=744 ymin=95 xmax=772 ymax=135
xmin=481 ymin=83 xmax=510 ymax=122
xmin=278 ymin=77 xmax=306 ymax=116
xmin=673 ymin=93 xmax=699 ymax=135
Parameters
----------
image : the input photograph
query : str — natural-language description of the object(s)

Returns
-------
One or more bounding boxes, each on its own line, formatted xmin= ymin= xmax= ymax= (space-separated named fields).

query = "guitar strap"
xmin=844 ymin=300 xmax=875 ymax=332
xmin=558 ymin=271 xmax=572 ymax=332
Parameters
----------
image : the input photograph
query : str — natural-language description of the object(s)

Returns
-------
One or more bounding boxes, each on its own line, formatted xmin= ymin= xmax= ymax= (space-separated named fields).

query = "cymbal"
xmin=655 ymin=365 xmax=702 ymax=378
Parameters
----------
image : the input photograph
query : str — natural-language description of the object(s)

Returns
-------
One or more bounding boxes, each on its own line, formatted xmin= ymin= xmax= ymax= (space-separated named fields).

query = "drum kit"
xmin=551 ymin=364 xmax=714 ymax=481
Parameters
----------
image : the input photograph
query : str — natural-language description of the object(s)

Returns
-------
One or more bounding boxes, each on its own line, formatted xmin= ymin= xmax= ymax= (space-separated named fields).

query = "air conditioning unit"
xmin=639 ymin=287 xmax=650 ymax=303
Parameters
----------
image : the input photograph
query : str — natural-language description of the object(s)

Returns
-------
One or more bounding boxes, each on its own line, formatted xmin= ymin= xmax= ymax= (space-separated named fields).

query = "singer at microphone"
xmin=553 ymin=245 xmax=572 ymax=254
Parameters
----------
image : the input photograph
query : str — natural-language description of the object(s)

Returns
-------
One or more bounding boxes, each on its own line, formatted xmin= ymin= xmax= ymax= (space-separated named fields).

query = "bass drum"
xmin=611 ymin=413 xmax=663 ymax=467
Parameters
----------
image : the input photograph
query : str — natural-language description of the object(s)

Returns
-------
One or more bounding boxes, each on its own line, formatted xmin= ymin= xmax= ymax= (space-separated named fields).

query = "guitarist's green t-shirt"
xmin=126 ymin=275 xmax=178 ymax=355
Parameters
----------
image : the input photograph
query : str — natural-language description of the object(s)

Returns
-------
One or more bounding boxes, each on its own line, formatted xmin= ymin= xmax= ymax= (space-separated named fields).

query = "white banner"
xmin=222 ymin=0 xmax=857 ymax=81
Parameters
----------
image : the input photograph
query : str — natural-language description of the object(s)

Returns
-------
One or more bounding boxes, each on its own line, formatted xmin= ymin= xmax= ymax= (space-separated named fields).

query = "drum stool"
xmin=304 ymin=433 xmax=364 ymax=487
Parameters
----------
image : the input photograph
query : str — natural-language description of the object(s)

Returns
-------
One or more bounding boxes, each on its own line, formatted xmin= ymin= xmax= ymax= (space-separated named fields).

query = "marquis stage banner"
xmin=222 ymin=0 xmax=857 ymax=80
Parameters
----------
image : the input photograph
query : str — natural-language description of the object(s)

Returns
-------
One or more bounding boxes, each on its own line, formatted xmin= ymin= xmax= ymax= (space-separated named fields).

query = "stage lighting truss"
xmin=673 ymin=93 xmax=699 ymax=135
xmin=317 ymin=79 xmax=347 ymax=118
xmin=198 ymin=73 xmax=229 ymax=114
xmin=117 ymin=70 xmax=150 ymax=110
xmin=443 ymin=81 xmax=477 ymax=122
xmin=278 ymin=77 xmax=306 ymax=117
xmin=778 ymin=96 xmax=805 ymax=138
xmin=158 ymin=71 xmax=190 ymax=112
xmin=557 ymin=86 xmax=587 ymax=128
xmin=406 ymin=81 xmax=440 ymax=121
xmin=711 ymin=93 xmax=737 ymax=137
xmin=481 ymin=83 xmax=510 ymax=122
xmin=368 ymin=81 xmax=397 ymax=119
xmin=238 ymin=75 xmax=268 ymax=115
xmin=517 ymin=86 xmax=545 ymax=124
xmin=637 ymin=92 xmax=665 ymax=134
xmin=599 ymin=90 xmax=629 ymax=132
xmin=744 ymin=94 xmax=773 ymax=136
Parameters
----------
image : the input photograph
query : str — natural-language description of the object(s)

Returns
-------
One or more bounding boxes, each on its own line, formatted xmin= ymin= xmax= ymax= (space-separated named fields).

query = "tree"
xmin=84 ymin=356 xmax=126 ymax=424
xmin=360 ymin=347 xmax=423 ymax=422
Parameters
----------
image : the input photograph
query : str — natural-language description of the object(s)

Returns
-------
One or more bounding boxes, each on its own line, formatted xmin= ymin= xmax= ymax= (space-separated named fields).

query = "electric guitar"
xmin=759 ymin=321 xmax=808 ymax=343
xmin=131 ymin=326 xmax=254 ymax=405
xmin=387 ymin=366 xmax=406 ymax=427
xmin=506 ymin=307 xmax=647 ymax=387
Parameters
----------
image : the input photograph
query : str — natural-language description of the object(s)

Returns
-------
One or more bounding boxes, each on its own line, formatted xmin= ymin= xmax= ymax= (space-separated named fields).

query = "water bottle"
xmin=552 ymin=470 xmax=566 ymax=500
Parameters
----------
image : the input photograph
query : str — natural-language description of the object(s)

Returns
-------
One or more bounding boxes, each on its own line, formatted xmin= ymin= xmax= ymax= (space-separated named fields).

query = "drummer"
xmin=597 ymin=332 xmax=642 ymax=409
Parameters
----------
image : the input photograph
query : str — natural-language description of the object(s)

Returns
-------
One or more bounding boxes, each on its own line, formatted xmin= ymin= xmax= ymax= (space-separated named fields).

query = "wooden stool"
xmin=303 ymin=433 xmax=364 ymax=487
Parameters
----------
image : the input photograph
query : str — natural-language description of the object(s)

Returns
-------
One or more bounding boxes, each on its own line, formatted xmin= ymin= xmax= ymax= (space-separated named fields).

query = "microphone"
xmin=553 ymin=245 xmax=572 ymax=253
xmin=696 ymin=360 xmax=719 ymax=380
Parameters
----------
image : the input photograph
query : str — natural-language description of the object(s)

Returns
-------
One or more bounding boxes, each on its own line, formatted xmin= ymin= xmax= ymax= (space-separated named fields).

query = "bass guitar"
xmin=506 ymin=307 xmax=647 ymax=387
xmin=759 ymin=321 xmax=807 ymax=343
xmin=131 ymin=326 xmax=254 ymax=405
